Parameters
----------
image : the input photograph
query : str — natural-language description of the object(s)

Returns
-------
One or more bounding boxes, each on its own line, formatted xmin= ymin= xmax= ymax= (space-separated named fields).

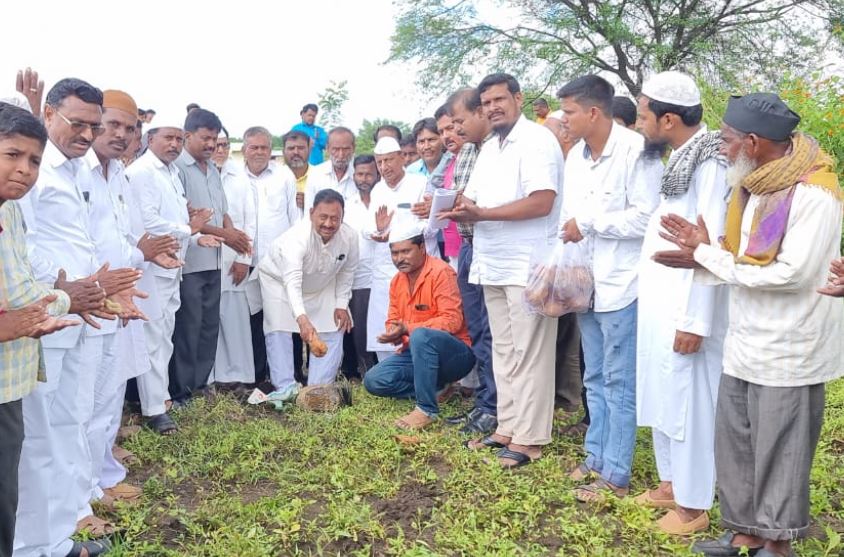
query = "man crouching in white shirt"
xmin=259 ymin=189 xmax=359 ymax=401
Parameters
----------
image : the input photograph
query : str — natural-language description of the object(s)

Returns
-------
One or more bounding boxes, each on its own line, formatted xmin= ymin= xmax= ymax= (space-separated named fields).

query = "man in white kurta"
xmin=127 ymin=119 xmax=212 ymax=432
xmin=259 ymin=189 xmax=359 ymax=398
xmin=632 ymin=73 xmax=729 ymax=535
xmin=212 ymin=146 xmax=257 ymax=385
xmin=365 ymin=137 xmax=437 ymax=362
xmin=80 ymin=90 xmax=172 ymax=516
xmin=241 ymin=127 xmax=300 ymax=383
xmin=303 ymin=127 xmax=357 ymax=210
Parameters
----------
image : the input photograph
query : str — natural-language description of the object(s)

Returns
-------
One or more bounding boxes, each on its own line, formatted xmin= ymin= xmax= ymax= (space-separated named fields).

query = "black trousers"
xmin=250 ymin=310 xmax=269 ymax=385
xmin=0 ymin=399 xmax=24 ymax=557
xmin=348 ymin=288 xmax=376 ymax=376
xmin=169 ymin=270 xmax=222 ymax=401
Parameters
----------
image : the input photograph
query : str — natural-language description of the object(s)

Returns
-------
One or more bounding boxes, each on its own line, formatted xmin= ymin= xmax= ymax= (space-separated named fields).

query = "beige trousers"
xmin=483 ymin=285 xmax=558 ymax=445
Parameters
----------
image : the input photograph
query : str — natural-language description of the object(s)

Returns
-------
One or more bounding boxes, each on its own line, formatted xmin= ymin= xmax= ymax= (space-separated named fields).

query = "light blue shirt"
xmin=291 ymin=122 xmax=328 ymax=165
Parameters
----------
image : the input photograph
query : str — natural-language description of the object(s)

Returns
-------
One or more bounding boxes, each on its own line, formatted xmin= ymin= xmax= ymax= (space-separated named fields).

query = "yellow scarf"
xmin=722 ymin=133 xmax=841 ymax=266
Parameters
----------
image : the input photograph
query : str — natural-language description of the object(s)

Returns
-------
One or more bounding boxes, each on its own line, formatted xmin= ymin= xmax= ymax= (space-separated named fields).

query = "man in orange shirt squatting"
xmin=363 ymin=223 xmax=476 ymax=430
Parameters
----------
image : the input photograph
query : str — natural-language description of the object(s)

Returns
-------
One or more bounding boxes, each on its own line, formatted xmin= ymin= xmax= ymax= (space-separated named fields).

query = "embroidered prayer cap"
xmin=641 ymin=71 xmax=700 ymax=107
xmin=723 ymin=93 xmax=800 ymax=141
xmin=102 ymin=90 xmax=138 ymax=118
xmin=373 ymin=136 xmax=401 ymax=155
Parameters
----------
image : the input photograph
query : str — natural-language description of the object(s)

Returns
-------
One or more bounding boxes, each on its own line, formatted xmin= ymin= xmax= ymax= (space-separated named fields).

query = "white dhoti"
xmin=211 ymin=290 xmax=255 ymax=384
xmin=366 ymin=273 xmax=396 ymax=354
xmin=138 ymin=274 xmax=181 ymax=416
xmin=267 ymin=330 xmax=344 ymax=388
xmin=15 ymin=333 xmax=103 ymax=557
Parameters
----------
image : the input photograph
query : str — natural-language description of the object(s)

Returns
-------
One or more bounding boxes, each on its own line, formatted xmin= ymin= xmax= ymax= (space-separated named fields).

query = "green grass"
xmin=103 ymin=379 xmax=844 ymax=556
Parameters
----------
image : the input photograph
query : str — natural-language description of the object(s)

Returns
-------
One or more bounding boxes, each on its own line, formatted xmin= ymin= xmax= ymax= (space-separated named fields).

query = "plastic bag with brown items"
xmin=523 ymin=239 xmax=594 ymax=317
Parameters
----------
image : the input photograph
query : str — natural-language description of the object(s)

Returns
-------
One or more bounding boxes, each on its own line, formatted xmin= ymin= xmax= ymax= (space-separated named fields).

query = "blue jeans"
xmin=577 ymin=301 xmax=638 ymax=487
xmin=457 ymin=241 xmax=497 ymax=415
xmin=363 ymin=328 xmax=476 ymax=416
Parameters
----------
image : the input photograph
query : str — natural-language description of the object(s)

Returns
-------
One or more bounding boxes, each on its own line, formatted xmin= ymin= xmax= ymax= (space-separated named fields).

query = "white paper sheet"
xmin=427 ymin=188 xmax=458 ymax=230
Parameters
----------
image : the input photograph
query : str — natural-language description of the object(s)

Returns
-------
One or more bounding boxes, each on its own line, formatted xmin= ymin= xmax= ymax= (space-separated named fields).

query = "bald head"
xmin=544 ymin=117 xmax=575 ymax=158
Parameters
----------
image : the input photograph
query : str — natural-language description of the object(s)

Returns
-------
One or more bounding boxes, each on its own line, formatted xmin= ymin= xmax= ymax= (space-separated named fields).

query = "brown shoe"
xmin=657 ymin=509 xmax=709 ymax=535
xmin=633 ymin=488 xmax=676 ymax=509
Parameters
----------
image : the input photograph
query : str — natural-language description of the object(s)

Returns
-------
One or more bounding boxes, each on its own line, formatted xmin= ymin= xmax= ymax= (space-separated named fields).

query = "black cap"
xmin=723 ymin=93 xmax=800 ymax=141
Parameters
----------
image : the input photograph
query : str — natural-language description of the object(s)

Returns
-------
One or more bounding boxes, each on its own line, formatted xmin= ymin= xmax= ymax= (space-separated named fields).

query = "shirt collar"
xmin=43 ymin=140 xmax=76 ymax=171
xmin=496 ymin=115 xmax=529 ymax=146
xmin=580 ymin=121 xmax=622 ymax=162
xmin=669 ymin=125 xmax=709 ymax=162
xmin=179 ymin=149 xmax=199 ymax=166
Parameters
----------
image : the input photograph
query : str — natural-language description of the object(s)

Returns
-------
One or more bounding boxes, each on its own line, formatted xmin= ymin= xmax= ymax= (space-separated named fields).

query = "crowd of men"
xmin=0 ymin=64 xmax=842 ymax=557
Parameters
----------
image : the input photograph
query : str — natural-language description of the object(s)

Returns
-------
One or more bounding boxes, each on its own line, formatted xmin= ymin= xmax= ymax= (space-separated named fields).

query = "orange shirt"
xmin=387 ymin=255 xmax=471 ymax=347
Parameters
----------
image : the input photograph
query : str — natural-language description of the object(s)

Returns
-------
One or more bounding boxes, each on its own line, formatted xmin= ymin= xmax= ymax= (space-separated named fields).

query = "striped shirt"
xmin=452 ymin=142 xmax=479 ymax=239
xmin=0 ymin=201 xmax=71 ymax=403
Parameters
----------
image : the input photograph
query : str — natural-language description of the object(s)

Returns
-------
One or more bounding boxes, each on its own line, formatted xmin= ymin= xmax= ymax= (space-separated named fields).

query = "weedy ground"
xmin=97 ymin=379 xmax=844 ymax=556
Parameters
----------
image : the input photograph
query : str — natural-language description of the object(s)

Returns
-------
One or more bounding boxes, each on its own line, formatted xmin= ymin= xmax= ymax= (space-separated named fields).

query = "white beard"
xmin=726 ymin=150 xmax=757 ymax=190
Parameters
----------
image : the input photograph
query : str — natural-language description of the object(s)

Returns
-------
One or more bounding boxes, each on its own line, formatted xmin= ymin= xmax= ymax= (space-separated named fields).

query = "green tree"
xmin=356 ymin=118 xmax=412 ymax=154
xmin=317 ymin=79 xmax=350 ymax=129
xmin=389 ymin=0 xmax=844 ymax=97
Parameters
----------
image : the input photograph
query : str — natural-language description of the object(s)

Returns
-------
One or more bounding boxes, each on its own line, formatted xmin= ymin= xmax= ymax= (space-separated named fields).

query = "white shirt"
xmin=245 ymin=161 xmax=299 ymax=265
xmin=463 ymin=115 xmax=564 ymax=287
xmin=219 ymin=160 xmax=257 ymax=292
xmin=17 ymin=141 xmax=100 ymax=348
xmin=343 ymin=190 xmax=376 ymax=290
xmin=126 ymin=150 xmax=192 ymax=279
xmin=562 ymin=123 xmax=661 ymax=311
xmin=259 ymin=220 xmax=359 ymax=333
xmin=365 ymin=172 xmax=437 ymax=283
xmin=304 ymin=160 xmax=356 ymax=209
xmin=694 ymin=183 xmax=844 ymax=387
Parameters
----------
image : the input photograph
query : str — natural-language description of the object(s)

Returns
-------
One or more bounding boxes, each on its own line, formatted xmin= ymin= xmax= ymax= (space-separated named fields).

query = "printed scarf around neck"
xmin=721 ymin=133 xmax=841 ymax=266
xmin=661 ymin=130 xmax=724 ymax=197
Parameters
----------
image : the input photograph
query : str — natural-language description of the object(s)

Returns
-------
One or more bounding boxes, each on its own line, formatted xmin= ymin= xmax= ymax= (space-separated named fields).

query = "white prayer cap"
xmin=373 ymin=136 xmax=401 ymax=155
xmin=147 ymin=112 xmax=184 ymax=132
xmin=641 ymin=71 xmax=701 ymax=107
xmin=0 ymin=92 xmax=32 ymax=113
xmin=389 ymin=220 xmax=424 ymax=244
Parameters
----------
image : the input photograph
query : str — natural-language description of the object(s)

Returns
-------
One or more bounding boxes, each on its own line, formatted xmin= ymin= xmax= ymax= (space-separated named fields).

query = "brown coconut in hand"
xmin=309 ymin=334 xmax=328 ymax=357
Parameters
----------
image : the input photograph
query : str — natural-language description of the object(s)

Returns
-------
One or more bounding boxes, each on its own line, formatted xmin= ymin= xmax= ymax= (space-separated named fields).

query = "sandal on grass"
xmin=574 ymin=477 xmax=629 ymax=503
xmin=497 ymin=447 xmax=539 ymax=469
xmin=395 ymin=408 xmax=435 ymax=430
xmin=65 ymin=539 xmax=112 ymax=557
xmin=112 ymin=445 xmax=139 ymax=466
xmin=144 ymin=413 xmax=177 ymax=435
xmin=568 ymin=462 xmax=595 ymax=482
xmin=463 ymin=435 xmax=507 ymax=450
xmin=558 ymin=421 xmax=589 ymax=438
xmin=76 ymin=515 xmax=115 ymax=537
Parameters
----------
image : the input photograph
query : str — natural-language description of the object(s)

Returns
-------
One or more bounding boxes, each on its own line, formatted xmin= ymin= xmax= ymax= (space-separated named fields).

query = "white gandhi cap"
xmin=641 ymin=71 xmax=701 ymax=107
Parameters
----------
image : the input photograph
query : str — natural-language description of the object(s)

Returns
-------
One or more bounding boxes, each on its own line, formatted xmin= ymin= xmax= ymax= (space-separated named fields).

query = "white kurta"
xmin=363 ymin=173 xmax=437 ymax=352
xmin=636 ymin=146 xmax=730 ymax=440
xmin=635 ymin=136 xmax=730 ymax=510
xmin=214 ymin=161 xmax=257 ymax=383
xmin=259 ymin=219 xmax=359 ymax=334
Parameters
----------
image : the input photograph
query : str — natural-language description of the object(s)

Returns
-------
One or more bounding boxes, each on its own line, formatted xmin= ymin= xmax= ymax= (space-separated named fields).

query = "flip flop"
xmin=574 ymin=477 xmax=629 ymax=503
xmin=65 ymin=539 xmax=112 ymax=557
xmin=496 ymin=447 xmax=538 ymax=469
xmin=112 ymin=445 xmax=139 ymax=466
xmin=395 ymin=409 xmax=435 ymax=430
xmin=568 ymin=462 xmax=594 ymax=482
xmin=145 ymin=413 xmax=177 ymax=435
xmin=463 ymin=435 xmax=506 ymax=450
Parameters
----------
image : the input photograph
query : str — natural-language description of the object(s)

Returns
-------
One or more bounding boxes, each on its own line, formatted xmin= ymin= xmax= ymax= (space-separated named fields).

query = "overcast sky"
xmin=1 ymin=0 xmax=443 ymax=137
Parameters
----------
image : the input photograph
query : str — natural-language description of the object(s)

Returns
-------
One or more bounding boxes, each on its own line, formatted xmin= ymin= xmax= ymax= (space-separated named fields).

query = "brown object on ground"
xmin=395 ymin=408 xmax=436 ymax=430
xmin=657 ymin=509 xmax=710 ymax=535
xmin=436 ymin=383 xmax=459 ymax=403
xmin=103 ymin=483 xmax=143 ymax=504
xmin=633 ymin=489 xmax=676 ymax=510
xmin=309 ymin=335 xmax=328 ymax=357
xmin=568 ymin=462 xmax=594 ymax=482
xmin=394 ymin=434 xmax=422 ymax=446
xmin=76 ymin=515 xmax=115 ymax=537
xmin=574 ymin=478 xmax=629 ymax=503
xmin=117 ymin=424 xmax=141 ymax=441
xmin=558 ymin=421 xmax=589 ymax=439
xmin=296 ymin=382 xmax=352 ymax=412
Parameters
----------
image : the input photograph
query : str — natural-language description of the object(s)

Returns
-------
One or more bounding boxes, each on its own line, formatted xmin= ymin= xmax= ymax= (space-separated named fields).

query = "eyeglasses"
xmin=53 ymin=109 xmax=105 ymax=137
xmin=216 ymin=142 xmax=230 ymax=150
